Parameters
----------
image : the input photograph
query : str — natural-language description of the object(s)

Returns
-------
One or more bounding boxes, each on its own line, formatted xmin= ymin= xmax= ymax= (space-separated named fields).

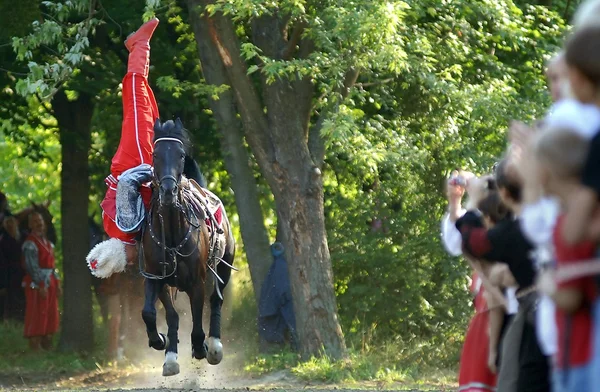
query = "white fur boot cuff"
xmin=86 ymin=238 xmax=128 ymax=279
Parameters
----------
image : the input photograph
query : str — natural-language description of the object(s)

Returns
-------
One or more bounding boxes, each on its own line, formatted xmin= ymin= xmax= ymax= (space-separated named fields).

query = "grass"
xmin=243 ymin=342 xmax=457 ymax=387
xmin=0 ymin=321 xmax=106 ymax=385
xmin=232 ymin=264 xmax=458 ymax=388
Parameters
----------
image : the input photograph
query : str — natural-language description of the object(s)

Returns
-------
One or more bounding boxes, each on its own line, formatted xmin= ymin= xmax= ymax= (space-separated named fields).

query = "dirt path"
xmin=0 ymin=297 xmax=454 ymax=391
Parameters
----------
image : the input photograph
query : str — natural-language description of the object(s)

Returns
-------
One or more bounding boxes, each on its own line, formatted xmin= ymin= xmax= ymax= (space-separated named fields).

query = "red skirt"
xmin=23 ymin=275 xmax=59 ymax=337
xmin=458 ymin=309 xmax=497 ymax=391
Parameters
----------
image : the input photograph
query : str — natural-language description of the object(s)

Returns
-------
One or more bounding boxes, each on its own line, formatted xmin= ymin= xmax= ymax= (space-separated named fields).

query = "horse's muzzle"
xmin=159 ymin=178 xmax=178 ymax=205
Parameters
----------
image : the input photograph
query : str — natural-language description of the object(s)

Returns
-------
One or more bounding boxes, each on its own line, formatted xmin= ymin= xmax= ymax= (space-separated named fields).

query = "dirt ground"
xmin=0 ymin=292 xmax=454 ymax=392
xmin=0 ymin=349 xmax=453 ymax=392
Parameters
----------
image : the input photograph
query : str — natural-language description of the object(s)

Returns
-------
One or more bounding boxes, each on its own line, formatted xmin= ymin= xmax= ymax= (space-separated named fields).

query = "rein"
xmin=139 ymin=190 xmax=202 ymax=281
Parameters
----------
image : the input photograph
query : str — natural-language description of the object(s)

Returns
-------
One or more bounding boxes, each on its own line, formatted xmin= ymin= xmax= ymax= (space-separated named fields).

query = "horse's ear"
xmin=43 ymin=200 xmax=51 ymax=208
xmin=30 ymin=200 xmax=37 ymax=208
xmin=154 ymin=118 xmax=162 ymax=132
xmin=175 ymin=117 xmax=183 ymax=130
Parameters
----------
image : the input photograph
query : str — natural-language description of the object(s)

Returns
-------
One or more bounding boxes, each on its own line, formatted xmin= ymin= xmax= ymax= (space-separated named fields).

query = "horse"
xmin=140 ymin=118 xmax=235 ymax=376
xmin=13 ymin=201 xmax=57 ymax=245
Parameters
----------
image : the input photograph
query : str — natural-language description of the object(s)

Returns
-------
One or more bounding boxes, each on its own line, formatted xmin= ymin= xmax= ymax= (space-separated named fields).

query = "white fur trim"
xmin=165 ymin=351 xmax=178 ymax=363
xmin=86 ymin=238 xmax=128 ymax=279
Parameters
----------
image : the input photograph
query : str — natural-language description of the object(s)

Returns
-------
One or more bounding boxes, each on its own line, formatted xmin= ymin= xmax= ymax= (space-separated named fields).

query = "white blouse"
xmin=441 ymin=209 xmax=466 ymax=257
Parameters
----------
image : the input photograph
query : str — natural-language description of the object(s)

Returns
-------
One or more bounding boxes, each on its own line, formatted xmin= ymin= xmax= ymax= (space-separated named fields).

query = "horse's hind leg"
xmin=207 ymin=251 xmax=234 ymax=365
xmin=141 ymin=279 xmax=168 ymax=351
xmin=189 ymin=281 xmax=207 ymax=360
xmin=158 ymin=285 xmax=180 ymax=376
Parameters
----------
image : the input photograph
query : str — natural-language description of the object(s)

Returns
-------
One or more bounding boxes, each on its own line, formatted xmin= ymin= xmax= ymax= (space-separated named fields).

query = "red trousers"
xmin=102 ymin=72 xmax=158 ymax=244
xmin=23 ymin=276 xmax=59 ymax=338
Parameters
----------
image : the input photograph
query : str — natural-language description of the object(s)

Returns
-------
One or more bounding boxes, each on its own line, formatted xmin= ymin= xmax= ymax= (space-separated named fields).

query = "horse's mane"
xmin=153 ymin=118 xmax=192 ymax=154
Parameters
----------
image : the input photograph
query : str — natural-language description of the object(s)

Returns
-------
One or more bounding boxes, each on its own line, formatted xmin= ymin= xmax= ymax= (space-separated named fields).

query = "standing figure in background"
xmin=1 ymin=216 xmax=25 ymax=322
xmin=22 ymin=212 xmax=60 ymax=351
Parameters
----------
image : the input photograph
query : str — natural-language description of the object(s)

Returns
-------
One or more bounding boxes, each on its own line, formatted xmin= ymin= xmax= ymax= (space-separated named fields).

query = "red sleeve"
xmin=556 ymin=242 xmax=597 ymax=300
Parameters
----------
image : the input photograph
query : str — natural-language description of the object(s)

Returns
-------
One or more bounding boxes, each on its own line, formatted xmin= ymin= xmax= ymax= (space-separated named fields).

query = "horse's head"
xmin=153 ymin=118 xmax=191 ymax=207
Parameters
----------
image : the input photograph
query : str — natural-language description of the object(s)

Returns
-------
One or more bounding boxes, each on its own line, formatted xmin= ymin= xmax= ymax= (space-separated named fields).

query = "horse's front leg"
xmin=158 ymin=285 xmax=180 ymax=376
xmin=207 ymin=251 xmax=234 ymax=365
xmin=141 ymin=279 xmax=168 ymax=351
xmin=188 ymin=280 xmax=207 ymax=360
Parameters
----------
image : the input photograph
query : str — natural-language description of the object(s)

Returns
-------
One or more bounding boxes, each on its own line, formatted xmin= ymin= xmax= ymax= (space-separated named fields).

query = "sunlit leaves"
xmin=11 ymin=6 xmax=100 ymax=99
xmin=156 ymin=75 xmax=230 ymax=100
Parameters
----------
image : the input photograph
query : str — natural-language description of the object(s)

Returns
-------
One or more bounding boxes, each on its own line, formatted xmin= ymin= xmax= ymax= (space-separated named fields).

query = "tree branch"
xmin=309 ymin=67 xmax=360 ymax=168
xmin=281 ymin=21 xmax=306 ymax=60
xmin=190 ymin=0 xmax=274 ymax=166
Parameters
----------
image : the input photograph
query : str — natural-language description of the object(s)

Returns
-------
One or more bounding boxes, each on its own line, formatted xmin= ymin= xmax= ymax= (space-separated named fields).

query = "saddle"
xmin=180 ymin=177 xmax=224 ymax=231
xmin=180 ymin=177 xmax=228 ymax=267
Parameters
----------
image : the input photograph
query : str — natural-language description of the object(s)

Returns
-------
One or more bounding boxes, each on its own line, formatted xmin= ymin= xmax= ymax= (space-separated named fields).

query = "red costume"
xmin=22 ymin=234 xmax=59 ymax=338
xmin=101 ymin=18 xmax=159 ymax=244
xmin=458 ymin=274 xmax=497 ymax=392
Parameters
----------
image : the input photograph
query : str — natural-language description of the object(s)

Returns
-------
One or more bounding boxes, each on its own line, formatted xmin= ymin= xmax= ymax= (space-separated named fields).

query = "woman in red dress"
xmin=458 ymin=274 xmax=497 ymax=392
xmin=443 ymin=175 xmax=511 ymax=392
xmin=22 ymin=212 xmax=60 ymax=350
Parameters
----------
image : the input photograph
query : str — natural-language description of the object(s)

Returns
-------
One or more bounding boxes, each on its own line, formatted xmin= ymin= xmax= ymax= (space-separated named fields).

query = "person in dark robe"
xmin=0 ymin=216 xmax=25 ymax=322
xmin=258 ymin=242 xmax=297 ymax=352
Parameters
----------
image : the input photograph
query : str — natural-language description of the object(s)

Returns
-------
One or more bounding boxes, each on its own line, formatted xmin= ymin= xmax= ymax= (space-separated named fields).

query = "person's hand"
xmin=487 ymin=349 xmax=498 ymax=373
xmin=446 ymin=170 xmax=465 ymax=203
xmin=537 ymin=269 xmax=556 ymax=297
xmin=509 ymin=120 xmax=536 ymax=153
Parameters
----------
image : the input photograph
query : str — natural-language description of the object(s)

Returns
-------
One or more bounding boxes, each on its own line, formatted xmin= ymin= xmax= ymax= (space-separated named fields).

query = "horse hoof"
xmin=206 ymin=337 xmax=223 ymax=365
xmin=162 ymin=361 xmax=180 ymax=376
xmin=192 ymin=342 xmax=207 ymax=360
xmin=150 ymin=333 xmax=169 ymax=351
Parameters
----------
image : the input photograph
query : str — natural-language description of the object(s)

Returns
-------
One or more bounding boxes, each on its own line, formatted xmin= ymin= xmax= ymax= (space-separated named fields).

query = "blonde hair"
xmin=533 ymin=127 xmax=590 ymax=179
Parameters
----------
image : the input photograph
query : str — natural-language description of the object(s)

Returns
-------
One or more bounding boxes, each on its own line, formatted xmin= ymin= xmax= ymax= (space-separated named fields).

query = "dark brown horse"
xmin=140 ymin=119 xmax=235 ymax=376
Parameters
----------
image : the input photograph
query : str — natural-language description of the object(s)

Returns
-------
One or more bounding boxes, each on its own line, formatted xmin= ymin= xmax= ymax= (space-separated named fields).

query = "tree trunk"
xmin=186 ymin=1 xmax=273 ymax=305
xmin=186 ymin=0 xmax=347 ymax=359
xmin=274 ymin=166 xmax=346 ymax=358
xmin=53 ymin=90 xmax=95 ymax=352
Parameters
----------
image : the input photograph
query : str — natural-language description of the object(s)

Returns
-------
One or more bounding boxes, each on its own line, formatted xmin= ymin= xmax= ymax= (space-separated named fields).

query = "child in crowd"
xmin=533 ymin=127 xmax=597 ymax=392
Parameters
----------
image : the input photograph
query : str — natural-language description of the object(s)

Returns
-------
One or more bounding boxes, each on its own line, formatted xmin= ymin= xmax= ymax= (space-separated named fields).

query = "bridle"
xmin=140 ymin=136 xmax=201 ymax=280
xmin=153 ymin=137 xmax=185 ymax=202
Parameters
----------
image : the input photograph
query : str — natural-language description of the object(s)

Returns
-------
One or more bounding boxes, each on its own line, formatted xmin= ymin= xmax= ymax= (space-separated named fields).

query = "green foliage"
xmin=324 ymin=0 xmax=567 ymax=354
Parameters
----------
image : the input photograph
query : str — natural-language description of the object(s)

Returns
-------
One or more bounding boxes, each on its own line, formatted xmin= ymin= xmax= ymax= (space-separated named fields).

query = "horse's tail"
xmin=184 ymin=155 xmax=207 ymax=188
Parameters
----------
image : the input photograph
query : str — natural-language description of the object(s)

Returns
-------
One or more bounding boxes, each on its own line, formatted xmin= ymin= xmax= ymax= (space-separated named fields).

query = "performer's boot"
xmin=125 ymin=18 xmax=159 ymax=77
